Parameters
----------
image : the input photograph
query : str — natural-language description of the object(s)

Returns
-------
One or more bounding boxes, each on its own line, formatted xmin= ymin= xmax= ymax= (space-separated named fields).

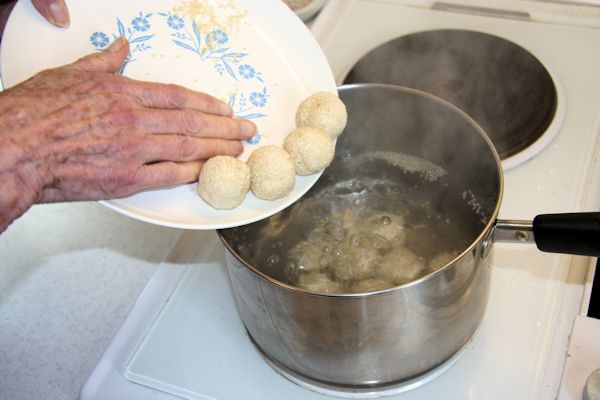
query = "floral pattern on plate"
xmin=89 ymin=9 xmax=269 ymax=145
xmin=90 ymin=12 xmax=155 ymax=75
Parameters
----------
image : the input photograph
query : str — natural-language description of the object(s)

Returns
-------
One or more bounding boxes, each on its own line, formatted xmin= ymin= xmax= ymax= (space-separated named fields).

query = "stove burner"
xmin=343 ymin=30 xmax=559 ymax=165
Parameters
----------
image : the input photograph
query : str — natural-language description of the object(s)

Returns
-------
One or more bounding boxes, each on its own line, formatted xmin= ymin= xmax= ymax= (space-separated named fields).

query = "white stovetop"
xmin=79 ymin=2 xmax=600 ymax=400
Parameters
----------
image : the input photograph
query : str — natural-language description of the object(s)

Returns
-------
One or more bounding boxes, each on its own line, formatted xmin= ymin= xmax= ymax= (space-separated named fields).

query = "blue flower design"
xmin=250 ymin=89 xmax=268 ymax=107
xmin=89 ymin=11 xmax=155 ymax=75
xmin=161 ymin=15 xmax=264 ymax=83
xmin=229 ymin=88 xmax=269 ymax=123
xmin=166 ymin=14 xmax=184 ymax=30
xmin=246 ymin=132 xmax=262 ymax=145
xmin=90 ymin=32 xmax=109 ymax=48
xmin=238 ymin=64 xmax=256 ymax=79
xmin=131 ymin=13 xmax=151 ymax=32
xmin=212 ymin=29 xmax=228 ymax=45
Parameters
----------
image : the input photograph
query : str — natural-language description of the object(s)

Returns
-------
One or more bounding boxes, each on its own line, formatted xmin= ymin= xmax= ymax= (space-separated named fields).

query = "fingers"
xmin=69 ymin=37 xmax=130 ymax=73
xmin=40 ymin=160 xmax=204 ymax=201
xmin=132 ymin=109 xmax=256 ymax=140
xmin=136 ymin=161 xmax=204 ymax=191
xmin=141 ymin=135 xmax=244 ymax=163
xmin=88 ymin=76 xmax=233 ymax=116
xmin=32 ymin=0 xmax=70 ymax=28
xmin=70 ymin=38 xmax=233 ymax=117
xmin=125 ymin=82 xmax=233 ymax=116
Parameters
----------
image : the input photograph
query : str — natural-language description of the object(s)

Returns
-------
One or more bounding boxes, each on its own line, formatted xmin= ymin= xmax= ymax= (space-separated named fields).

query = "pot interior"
xmin=220 ymin=84 xmax=502 ymax=294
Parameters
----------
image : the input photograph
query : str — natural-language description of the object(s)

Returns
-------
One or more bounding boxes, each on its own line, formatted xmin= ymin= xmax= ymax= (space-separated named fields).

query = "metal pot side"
xmin=224 ymin=241 xmax=492 ymax=387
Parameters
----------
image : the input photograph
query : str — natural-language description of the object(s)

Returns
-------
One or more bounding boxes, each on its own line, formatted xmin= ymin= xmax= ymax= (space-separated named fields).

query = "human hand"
xmin=31 ymin=0 xmax=70 ymax=28
xmin=0 ymin=37 xmax=256 ymax=231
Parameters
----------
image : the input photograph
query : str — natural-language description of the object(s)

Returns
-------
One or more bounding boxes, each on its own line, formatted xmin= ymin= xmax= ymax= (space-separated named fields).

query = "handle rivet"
xmin=515 ymin=231 xmax=529 ymax=242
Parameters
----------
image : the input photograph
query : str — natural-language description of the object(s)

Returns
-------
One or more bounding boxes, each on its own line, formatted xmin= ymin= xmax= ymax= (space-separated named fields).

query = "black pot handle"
xmin=533 ymin=212 xmax=600 ymax=257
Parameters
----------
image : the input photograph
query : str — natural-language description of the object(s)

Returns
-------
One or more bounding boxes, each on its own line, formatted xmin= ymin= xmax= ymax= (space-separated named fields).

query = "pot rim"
xmin=218 ymin=83 xmax=504 ymax=298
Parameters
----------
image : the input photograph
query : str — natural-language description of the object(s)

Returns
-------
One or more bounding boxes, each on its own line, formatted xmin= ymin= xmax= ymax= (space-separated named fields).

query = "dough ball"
xmin=296 ymin=272 xmax=345 ymax=294
xmin=288 ymin=241 xmax=323 ymax=274
xmin=295 ymin=91 xmax=347 ymax=138
xmin=428 ymin=251 xmax=459 ymax=270
xmin=247 ymin=145 xmax=296 ymax=201
xmin=352 ymin=278 xmax=395 ymax=293
xmin=197 ymin=156 xmax=250 ymax=209
xmin=283 ymin=127 xmax=335 ymax=175
xmin=366 ymin=213 xmax=407 ymax=242
xmin=378 ymin=247 xmax=425 ymax=285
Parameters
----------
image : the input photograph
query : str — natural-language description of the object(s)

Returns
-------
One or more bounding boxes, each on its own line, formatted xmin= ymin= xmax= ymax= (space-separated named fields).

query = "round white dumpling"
xmin=296 ymin=272 xmax=345 ymax=294
xmin=295 ymin=91 xmax=348 ymax=138
xmin=247 ymin=145 xmax=296 ymax=201
xmin=352 ymin=278 xmax=395 ymax=293
xmin=378 ymin=247 xmax=425 ymax=285
xmin=428 ymin=251 xmax=459 ymax=270
xmin=197 ymin=155 xmax=250 ymax=209
xmin=283 ymin=127 xmax=335 ymax=176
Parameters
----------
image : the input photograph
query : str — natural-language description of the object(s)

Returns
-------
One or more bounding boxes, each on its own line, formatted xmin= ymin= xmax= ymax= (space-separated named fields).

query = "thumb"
xmin=32 ymin=0 xmax=70 ymax=28
xmin=70 ymin=37 xmax=129 ymax=73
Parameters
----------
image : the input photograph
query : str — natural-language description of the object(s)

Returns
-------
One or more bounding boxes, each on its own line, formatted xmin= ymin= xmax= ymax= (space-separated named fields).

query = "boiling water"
xmin=226 ymin=173 xmax=475 ymax=294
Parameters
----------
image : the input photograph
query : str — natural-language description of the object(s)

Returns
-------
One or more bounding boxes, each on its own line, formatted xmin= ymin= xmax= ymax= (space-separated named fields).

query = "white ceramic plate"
xmin=1 ymin=0 xmax=336 ymax=229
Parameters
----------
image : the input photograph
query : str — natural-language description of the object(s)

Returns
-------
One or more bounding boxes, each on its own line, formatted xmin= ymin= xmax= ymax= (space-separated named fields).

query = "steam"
xmin=343 ymin=29 xmax=557 ymax=160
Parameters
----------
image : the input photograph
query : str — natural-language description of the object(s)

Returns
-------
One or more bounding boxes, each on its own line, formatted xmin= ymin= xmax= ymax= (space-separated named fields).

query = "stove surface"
xmin=81 ymin=2 xmax=600 ymax=399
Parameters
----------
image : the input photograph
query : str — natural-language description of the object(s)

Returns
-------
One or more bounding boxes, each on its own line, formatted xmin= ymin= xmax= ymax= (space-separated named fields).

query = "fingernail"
xmin=49 ymin=0 xmax=70 ymax=28
xmin=241 ymin=120 xmax=257 ymax=138
xmin=219 ymin=102 xmax=232 ymax=116
xmin=107 ymin=37 xmax=126 ymax=53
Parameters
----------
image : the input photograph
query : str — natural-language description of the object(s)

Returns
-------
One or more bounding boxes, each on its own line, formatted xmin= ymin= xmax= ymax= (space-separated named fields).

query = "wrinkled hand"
xmin=0 ymin=37 xmax=256 ymax=232
xmin=31 ymin=0 xmax=70 ymax=27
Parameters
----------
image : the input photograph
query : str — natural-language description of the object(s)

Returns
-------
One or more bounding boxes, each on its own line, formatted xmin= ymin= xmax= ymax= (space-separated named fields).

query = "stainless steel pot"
xmin=218 ymin=84 xmax=600 ymax=392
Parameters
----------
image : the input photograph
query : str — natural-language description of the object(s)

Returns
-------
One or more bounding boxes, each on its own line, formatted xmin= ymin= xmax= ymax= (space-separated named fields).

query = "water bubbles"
xmin=231 ymin=175 xmax=468 ymax=294
xmin=323 ymin=218 xmax=347 ymax=243
xmin=341 ymin=152 xmax=353 ymax=162
xmin=266 ymin=254 xmax=280 ymax=265
xmin=347 ymin=180 xmax=366 ymax=194
xmin=297 ymin=264 xmax=308 ymax=272
xmin=350 ymin=233 xmax=372 ymax=249
xmin=333 ymin=247 xmax=345 ymax=258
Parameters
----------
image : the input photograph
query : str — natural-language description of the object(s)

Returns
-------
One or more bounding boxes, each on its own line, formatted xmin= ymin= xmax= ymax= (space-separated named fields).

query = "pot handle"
xmin=533 ymin=212 xmax=600 ymax=257
xmin=495 ymin=213 xmax=600 ymax=257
